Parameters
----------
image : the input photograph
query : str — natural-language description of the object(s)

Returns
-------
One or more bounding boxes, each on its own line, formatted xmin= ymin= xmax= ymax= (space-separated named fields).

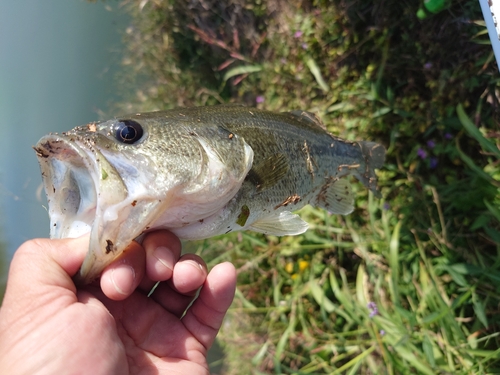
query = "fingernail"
xmin=111 ymin=264 xmax=135 ymax=295
xmin=153 ymin=246 xmax=174 ymax=271
xmin=183 ymin=259 xmax=205 ymax=273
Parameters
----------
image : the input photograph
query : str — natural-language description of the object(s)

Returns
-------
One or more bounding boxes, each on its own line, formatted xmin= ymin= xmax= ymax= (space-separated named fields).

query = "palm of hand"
xmin=77 ymin=284 xmax=223 ymax=375
xmin=92 ymin=273 xmax=230 ymax=375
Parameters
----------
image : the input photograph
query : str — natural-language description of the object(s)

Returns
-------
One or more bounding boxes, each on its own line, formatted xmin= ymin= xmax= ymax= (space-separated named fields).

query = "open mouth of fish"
xmin=34 ymin=134 xmax=144 ymax=283
xmin=36 ymin=137 xmax=100 ymax=238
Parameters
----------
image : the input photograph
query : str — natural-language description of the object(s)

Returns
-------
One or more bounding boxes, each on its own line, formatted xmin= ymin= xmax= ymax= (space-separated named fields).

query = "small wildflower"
xmin=256 ymin=95 xmax=265 ymax=104
xmin=444 ymin=132 xmax=453 ymax=140
xmin=426 ymin=140 xmax=435 ymax=148
xmin=367 ymin=302 xmax=379 ymax=318
xmin=380 ymin=329 xmax=386 ymax=336
xmin=294 ymin=30 xmax=303 ymax=38
xmin=417 ymin=148 xmax=427 ymax=159
xmin=301 ymin=43 xmax=308 ymax=50
xmin=429 ymin=157 xmax=438 ymax=169
xmin=298 ymin=260 xmax=309 ymax=272
xmin=383 ymin=202 xmax=391 ymax=211
xmin=424 ymin=62 xmax=433 ymax=70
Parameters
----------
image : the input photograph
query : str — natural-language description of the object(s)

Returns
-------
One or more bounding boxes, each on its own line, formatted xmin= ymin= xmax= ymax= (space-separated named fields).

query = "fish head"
xmin=34 ymin=113 xmax=253 ymax=283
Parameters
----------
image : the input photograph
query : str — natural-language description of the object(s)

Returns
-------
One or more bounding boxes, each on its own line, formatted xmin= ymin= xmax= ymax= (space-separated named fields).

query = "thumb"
xmin=6 ymin=236 xmax=89 ymax=293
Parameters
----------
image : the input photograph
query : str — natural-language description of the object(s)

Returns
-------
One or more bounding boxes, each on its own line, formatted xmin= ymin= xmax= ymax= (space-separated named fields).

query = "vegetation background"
xmin=105 ymin=0 xmax=499 ymax=373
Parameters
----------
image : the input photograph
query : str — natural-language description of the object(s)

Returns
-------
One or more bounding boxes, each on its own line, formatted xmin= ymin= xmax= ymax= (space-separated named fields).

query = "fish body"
xmin=34 ymin=105 xmax=385 ymax=283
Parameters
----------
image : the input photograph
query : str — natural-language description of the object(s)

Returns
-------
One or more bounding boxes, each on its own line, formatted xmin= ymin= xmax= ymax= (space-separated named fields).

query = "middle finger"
xmin=138 ymin=230 xmax=183 ymax=292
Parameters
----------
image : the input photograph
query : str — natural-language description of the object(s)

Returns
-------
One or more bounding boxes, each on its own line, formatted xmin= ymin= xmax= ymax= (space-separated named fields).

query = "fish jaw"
xmin=34 ymin=134 xmax=128 ymax=238
xmin=34 ymin=134 xmax=162 ymax=284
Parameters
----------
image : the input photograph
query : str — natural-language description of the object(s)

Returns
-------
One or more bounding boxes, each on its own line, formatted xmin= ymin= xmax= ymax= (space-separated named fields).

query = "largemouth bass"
xmin=34 ymin=105 xmax=385 ymax=284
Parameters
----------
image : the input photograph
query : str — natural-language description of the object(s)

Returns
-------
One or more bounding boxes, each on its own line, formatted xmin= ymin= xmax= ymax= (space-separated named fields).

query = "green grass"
xmin=104 ymin=0 xmax=500 ymax=373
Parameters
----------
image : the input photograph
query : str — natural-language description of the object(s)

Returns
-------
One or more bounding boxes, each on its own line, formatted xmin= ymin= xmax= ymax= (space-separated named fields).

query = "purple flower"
xmin=417 ymin=148 xmax=427 ymax=159
xmin=426 ymin=140 xmax=436 ymax=149
xmin=294 ymin=30 xmax=303 ymax=38
xmin=429 ymin=157 xmax=438 ymax=169
xmin=383 ymin=202 xmax=391 ymax=211
xmin=380 ymin=329 xmax=386 ymax=336
xmin=301 ymin=43 xmax=308 ymax=50
xmin=444 ymin=132 xmax=453 ymax=140
xmin=424 ymin=62 xmax=433 ymax=70
xmin=256 ymin=95 xmax=265 ymax=104
xmin=367 ymin=302 xmax=379 ymax=318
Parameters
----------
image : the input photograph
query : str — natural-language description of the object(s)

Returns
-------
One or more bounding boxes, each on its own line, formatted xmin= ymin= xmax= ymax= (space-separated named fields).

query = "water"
xmin=0 ymin=0 xmax=126 ymax=257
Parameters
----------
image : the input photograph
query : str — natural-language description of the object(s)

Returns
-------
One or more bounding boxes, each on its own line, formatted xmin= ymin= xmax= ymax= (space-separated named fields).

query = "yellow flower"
xmin=298 ymin=260 xmax=309 ymax=272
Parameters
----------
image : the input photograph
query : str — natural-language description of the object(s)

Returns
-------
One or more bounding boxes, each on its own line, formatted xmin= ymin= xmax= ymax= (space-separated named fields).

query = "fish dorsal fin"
xmin=288 ymin=110 xmax=327 ymax=130
xmin=316 ymin=178 xmax=354 ymax=215
xmin=249 ymin=211 xmax=309 ymax=236
xmin=246 ymin=153 xmax=289 ymax=192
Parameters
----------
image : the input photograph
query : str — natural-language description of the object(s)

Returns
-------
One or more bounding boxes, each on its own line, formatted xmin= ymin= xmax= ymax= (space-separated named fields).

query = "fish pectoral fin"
xmin=316 ymin=178 xmax=354 ymax=215
xmin=246 ymin=153 xmax=289 ymax=192
xmin=249 ymin=211 xmax=308 ymax=236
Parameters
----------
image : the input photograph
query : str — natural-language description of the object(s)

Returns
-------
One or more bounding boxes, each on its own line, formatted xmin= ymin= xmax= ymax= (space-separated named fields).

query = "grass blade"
xmin=331 ymin=346 xmax=377 ymax=375
xmin=472 ymin=291 xmax=489 ymax=328
xmin=484 ymin=199 xmax=500 ymax=222
xmin=457 ymin=104 xmax=500 ymax=158
xmin=389 ymin=221 xmax=402 ymax=306
xmin=223 ymin=64 xmax=262 ymax=81
xmin=455 ymin=139 xmax=500 ymax=186
xmin=305 ymin=57 xmax=329 ymax=92
xmin=309 ymin=279 xmax=336 ymax=313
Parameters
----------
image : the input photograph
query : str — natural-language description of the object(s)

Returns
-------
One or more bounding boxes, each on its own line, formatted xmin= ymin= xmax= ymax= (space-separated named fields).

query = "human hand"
xmin=0 ymin=231 xmax=236 ymax=375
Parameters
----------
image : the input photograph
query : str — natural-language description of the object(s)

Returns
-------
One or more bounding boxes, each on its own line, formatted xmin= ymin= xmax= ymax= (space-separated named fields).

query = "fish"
xmin=34 ymin=105 xmax=385 ymax=284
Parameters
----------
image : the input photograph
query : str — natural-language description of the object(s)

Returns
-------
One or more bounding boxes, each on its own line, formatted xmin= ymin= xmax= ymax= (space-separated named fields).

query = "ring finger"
xmin=149 ymin=253 xmax=208 ymax=317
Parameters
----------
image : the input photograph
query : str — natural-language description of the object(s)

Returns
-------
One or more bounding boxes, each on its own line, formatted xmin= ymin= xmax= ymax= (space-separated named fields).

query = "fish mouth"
xmin=35 ymin=136 xmax=100 ymax=239
xmin=34 ymin=134 xmax=129 ymax=283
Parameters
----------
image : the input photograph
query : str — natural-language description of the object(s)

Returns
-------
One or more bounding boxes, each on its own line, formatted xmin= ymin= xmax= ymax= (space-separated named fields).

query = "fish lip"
xmin=35 ymin=132 xmax=133 ymax=284
xmin=34 ymin=133 xmax=101 ymax=240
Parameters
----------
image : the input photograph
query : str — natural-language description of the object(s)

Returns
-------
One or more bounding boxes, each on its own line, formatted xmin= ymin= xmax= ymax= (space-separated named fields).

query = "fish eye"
xmin=115 ymin=120 xmax=144 ymax=144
